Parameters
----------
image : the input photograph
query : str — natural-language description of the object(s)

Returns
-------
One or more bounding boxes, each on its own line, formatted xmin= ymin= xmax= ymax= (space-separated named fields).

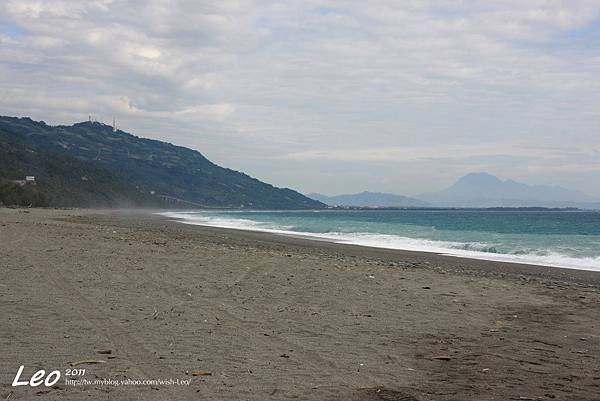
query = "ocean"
xmin=162 ymin=209 xmax=600 ymax=271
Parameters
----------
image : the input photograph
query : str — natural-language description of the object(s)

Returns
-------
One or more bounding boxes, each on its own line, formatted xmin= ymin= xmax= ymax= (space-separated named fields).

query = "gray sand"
xmin=1 ymin=208 xmax=599 ymax=400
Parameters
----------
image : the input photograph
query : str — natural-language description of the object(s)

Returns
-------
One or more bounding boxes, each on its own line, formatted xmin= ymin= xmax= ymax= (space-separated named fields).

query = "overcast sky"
xmin=1 ymin=1 xmax=599 ymax=197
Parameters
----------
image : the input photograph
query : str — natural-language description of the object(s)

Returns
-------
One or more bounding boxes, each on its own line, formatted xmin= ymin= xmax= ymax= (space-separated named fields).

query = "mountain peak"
xmin=456 ymin=172 xmax=502 ymax=185
xmin=307 ymin=191 xmax=429 ymax=207
xmin=418 ymin=172 xmax=598 ymax=207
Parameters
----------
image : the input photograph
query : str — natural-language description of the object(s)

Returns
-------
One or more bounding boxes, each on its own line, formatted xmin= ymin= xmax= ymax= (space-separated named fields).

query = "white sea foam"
xmin=160 ymin=212 xmax=600 ymax=272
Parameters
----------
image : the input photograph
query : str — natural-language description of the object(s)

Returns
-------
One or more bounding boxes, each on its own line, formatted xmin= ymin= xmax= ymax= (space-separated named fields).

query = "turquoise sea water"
xmin=162 ymin=210 xmax=600 ymax=271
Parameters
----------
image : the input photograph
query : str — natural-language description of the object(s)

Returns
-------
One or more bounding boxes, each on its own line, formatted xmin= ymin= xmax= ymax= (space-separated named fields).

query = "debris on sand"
xmin=191 ymin=371 xmax=212 ymax=376
xmin=70 ymin=360 xmax=107 ymax=366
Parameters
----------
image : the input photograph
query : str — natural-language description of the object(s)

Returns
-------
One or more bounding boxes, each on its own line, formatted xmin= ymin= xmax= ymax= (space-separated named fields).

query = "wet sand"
xmin=1 ymin=208 xmax=599 ymax=401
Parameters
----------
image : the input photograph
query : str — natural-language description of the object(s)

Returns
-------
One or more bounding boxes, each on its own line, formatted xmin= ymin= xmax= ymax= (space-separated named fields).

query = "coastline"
xmin=161 ymin=211 xmax=600 ymax=284
xmin=1 ymin=208 xmax=599 ymax=400
xmin=160 ymin=210 xmax=600 ymax=273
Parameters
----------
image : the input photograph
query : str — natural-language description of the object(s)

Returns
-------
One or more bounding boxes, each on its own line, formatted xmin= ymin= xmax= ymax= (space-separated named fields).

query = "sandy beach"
xmin=1 ymin=208 xmax=599 ymax=401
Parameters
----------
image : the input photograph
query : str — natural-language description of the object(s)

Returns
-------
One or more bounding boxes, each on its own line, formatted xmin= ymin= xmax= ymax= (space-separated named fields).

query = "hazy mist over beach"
xmin=1 ymin=1 xmax=599 ymax=197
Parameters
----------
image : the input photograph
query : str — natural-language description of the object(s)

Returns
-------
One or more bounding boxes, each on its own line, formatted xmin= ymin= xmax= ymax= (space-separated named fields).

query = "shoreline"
xmin=160 ymin=211 xmax=600 ymax=283
xmin=2 ymin=208 xmax=599 ymax=400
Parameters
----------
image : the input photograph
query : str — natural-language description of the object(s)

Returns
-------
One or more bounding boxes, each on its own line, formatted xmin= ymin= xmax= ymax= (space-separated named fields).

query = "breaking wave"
xmin=161 ymin=211 xmax=600 ymax=272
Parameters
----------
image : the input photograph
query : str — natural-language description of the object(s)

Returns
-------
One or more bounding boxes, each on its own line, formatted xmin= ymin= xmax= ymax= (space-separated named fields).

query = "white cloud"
xmin=278 ymin=143 xmax=600 ymax=164
xmin=1 ymin=0 xmax=599 ymax=196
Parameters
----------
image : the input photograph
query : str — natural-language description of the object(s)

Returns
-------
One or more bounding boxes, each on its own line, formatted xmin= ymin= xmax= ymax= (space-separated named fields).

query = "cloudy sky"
xmin=1 ymin=1 xmax=599 ymax=197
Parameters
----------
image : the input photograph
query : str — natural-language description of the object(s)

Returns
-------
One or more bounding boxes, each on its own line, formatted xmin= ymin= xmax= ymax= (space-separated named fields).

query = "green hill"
xmin=0 ymin=116 xmax=324 ymax=209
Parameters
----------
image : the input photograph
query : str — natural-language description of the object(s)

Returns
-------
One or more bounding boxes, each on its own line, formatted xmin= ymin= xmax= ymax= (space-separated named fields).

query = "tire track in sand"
xmin=25 ymin=232 xmax=194 ymax=401
xmin=135 ymin=258 xmax=388 ymax=391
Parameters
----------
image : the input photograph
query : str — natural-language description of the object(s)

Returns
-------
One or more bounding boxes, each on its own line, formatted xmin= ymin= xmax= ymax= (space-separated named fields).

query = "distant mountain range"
xmin=307 ymin=191 xmax=429 ymax=208
xmin=2 ymin=117 xmax=596 ymax=210
xmin=309 ymin=173 xmax=600 ymax=209
xmin=418 ymin=172 xmax=600 ymax=208
xmin=0 ymin=116 xmax=324 ymax=209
